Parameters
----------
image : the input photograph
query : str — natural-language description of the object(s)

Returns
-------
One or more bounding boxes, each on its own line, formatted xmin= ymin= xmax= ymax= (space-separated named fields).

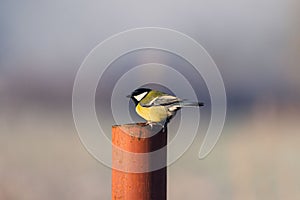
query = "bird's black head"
xmin=127 ymin=88 xmax=151 ymax=105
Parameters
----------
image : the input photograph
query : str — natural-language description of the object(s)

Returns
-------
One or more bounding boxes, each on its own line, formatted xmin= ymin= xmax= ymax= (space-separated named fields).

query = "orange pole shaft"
xmin=112 ymin=123 xmax=167 ymax=200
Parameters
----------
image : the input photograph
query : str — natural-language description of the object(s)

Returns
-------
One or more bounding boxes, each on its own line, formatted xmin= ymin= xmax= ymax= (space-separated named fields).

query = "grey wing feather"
xmin=140 ymin=95 xmax=182 ymax=107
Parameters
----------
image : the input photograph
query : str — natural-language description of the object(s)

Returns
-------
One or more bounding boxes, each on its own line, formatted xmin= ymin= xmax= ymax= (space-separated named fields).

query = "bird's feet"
xmin=145 ymin=121 xmax=154 ymax=129
xmin=146 ymin=121 xmax=166 ymax=132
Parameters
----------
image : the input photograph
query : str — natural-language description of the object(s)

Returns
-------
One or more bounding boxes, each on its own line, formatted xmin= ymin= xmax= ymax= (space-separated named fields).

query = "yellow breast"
xmin=136 ymin=104 xmax=168 ymax=122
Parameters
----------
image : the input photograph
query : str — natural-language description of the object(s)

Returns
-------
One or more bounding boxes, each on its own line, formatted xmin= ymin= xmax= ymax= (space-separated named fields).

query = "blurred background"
xmin=1 ymin=0 xmax=300 ymax=199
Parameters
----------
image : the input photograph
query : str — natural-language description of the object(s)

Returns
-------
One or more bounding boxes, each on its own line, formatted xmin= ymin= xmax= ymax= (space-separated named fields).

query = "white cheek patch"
xmin=134 ymin=92 xmax=148 ymax=101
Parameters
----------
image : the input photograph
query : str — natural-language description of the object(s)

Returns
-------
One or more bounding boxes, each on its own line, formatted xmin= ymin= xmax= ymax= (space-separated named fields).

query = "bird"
xmin=127 ymin=88 xmax=204 ymax=128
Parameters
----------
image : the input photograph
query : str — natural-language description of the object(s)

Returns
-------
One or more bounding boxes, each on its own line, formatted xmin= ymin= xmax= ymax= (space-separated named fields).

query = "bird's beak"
xmin=126 ymin=95 xmax=131 ymax=98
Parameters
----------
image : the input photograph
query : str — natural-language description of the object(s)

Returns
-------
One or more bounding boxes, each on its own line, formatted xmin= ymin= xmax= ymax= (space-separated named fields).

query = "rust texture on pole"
xmin=112 ymin=123 xmax=167 ymax=200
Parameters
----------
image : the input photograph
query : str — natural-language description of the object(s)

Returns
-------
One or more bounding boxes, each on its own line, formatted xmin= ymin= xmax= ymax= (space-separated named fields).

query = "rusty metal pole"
xmin=112 ymin=123 xmax=167 ymax=200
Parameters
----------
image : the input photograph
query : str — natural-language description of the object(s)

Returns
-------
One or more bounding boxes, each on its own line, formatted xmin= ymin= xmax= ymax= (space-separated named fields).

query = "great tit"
xmin=127 ymin=88 xmax=204 ymax=126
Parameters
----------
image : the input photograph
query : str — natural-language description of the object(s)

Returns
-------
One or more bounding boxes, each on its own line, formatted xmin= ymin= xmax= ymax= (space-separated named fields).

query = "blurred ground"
xmin=1 ymin=104 xmax=299 ymax=200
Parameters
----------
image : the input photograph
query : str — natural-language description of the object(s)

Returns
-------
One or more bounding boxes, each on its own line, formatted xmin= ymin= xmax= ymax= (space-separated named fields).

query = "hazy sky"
xmin=0 ymin=0 xmax=298 ymax=106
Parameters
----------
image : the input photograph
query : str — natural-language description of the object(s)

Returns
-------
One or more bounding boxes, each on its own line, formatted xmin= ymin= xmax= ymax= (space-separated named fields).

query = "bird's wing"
xmin=140 ymin=95 xmax=182 ymax=107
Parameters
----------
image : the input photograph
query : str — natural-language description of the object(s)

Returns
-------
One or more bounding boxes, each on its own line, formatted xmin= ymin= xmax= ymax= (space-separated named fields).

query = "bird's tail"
xmin=180 ymin=101 xmax=204 ymax=107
